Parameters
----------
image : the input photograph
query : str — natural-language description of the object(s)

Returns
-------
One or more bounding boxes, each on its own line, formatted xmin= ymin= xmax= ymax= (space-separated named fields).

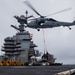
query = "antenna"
xmin=25 ymin=10 xmax=28 ymax=18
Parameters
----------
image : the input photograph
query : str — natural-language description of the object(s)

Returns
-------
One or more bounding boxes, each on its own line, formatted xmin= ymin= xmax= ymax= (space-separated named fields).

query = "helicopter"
xmin=24 ymin=1 xmax=75 ymax=31
xmin=14 ymin=1 xmax=75 ymax=31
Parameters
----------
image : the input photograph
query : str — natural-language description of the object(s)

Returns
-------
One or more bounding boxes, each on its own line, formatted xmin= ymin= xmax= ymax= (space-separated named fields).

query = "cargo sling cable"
xmin=42 ymin=29 xmax=47 ymax=53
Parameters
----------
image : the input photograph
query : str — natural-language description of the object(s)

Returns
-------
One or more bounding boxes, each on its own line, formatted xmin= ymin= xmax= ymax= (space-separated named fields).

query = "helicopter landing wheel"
xmin=37 ymin=29 xmax=40 ymax=31
xmin=68 ymin=26 xmax=71 ymax=30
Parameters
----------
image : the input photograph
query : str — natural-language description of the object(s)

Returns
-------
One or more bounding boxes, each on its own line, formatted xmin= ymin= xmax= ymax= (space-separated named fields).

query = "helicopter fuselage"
xmin=27 ymin=19 xmax=75 ymax=29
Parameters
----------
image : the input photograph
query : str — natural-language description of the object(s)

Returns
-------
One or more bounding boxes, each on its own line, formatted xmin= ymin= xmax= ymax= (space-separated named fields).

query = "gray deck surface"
xmin=0 ymin=65 xmax=75 ymax=75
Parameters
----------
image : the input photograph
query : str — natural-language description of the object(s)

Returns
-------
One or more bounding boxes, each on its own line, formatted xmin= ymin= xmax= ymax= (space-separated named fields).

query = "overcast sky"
xmin=0 ymin=0 xmax=75 ymax=64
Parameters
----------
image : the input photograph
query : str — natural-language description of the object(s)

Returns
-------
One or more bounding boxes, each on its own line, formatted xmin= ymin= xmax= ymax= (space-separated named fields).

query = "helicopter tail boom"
xmin=73 ymin=20 xmax=75 ymax=24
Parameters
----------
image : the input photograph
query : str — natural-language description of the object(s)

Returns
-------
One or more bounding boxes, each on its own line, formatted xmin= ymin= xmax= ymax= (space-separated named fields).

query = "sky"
xmin=0 ymin=0 xmax=75 ymax=64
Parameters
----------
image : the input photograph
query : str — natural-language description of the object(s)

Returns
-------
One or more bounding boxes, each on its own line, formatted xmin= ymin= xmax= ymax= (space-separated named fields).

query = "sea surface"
xmin=0 ymin=65 xmax=75 ymax=75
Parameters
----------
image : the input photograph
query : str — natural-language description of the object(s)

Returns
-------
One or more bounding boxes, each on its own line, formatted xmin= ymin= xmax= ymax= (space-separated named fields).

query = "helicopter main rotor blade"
xmin=24 ymin=1 xmax=42 ymax=17
xmin=46 ymin=8 xmax=72 ymax=17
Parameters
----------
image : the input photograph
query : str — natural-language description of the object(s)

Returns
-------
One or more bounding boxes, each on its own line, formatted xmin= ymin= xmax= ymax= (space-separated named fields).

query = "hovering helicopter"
xmin=14 ymin=1 xmax=75 ymax=31
xmin=24 ymin=1 xmax=75 ymax=31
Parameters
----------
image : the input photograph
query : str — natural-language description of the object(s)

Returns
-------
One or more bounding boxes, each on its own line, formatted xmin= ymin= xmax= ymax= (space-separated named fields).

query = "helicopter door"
xmin=28 ymin=20 xmax=38 ymax=28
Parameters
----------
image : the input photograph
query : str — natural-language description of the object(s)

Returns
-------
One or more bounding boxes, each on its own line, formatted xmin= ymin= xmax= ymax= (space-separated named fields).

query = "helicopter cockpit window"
xmin=49 ymin=18 xmax=57 ymax=22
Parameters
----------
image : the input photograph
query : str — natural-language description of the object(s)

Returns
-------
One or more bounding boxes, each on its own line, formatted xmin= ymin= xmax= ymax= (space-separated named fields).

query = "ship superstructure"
xmin=1 ymin=15 xmax=39 ymax=64
xmin=1 ymin=31 xmax=37 ymax=64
